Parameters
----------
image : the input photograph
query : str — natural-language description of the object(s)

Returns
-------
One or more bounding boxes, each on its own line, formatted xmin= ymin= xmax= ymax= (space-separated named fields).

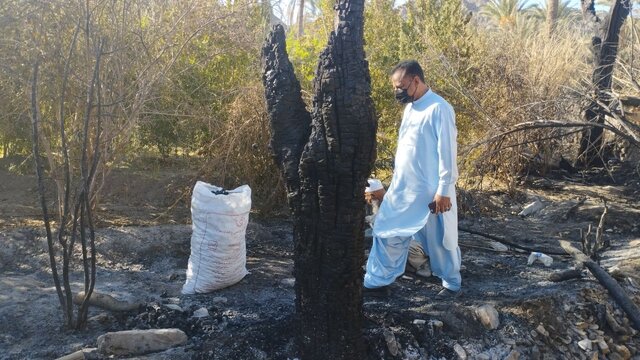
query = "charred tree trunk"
xmin=261 ymin=0 xmax=377 ymax=357
xmin=577 ymin=0 xmax=630 ymax=167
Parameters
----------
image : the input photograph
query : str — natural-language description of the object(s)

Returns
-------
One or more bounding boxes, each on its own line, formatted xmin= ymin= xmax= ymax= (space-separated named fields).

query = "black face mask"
xmin=394 ymin=77 xmax=415 ymax=104
xmin=395 ymin=88 xmax=412 ymax=104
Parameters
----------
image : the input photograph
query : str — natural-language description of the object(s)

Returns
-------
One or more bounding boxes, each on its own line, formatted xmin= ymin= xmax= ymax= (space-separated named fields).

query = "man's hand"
xmin=365 ymin=188 xmax=386 ymax=205
xmin=432 ymin=194 xmax=452 ymax=214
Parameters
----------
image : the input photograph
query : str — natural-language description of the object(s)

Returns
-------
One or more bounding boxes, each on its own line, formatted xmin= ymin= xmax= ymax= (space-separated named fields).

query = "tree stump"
xmin=261 ymin=0 xmax=377 ymax=357
xmin=577 ymin=0 xmax=630 ymax=167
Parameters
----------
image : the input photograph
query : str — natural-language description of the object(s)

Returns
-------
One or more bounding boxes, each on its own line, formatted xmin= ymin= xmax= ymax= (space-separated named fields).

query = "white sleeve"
xmin=435 ymin=104 xmax=458 ymax=196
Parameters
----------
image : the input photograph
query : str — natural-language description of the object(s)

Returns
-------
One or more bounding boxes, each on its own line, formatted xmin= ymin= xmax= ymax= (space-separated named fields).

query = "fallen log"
xmin=97 ymin=328 xmax=187 ymax=356
xmin=559 ymin=240 xmax=640 ymax=331
xmin=73 ymin=291 xmax=140 ymax=312
xmin=55 ymin=348 xmax=96 ymax=360
xmin=459 ymin=226 xmax=569 ymax=256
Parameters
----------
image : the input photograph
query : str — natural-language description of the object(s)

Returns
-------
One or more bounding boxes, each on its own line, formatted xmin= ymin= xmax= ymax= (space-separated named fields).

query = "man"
xmin=363 ymin=60 xmax=461 ymax=299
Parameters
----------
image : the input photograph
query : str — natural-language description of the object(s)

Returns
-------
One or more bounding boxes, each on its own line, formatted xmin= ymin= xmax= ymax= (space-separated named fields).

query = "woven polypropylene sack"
xmin=182 ymin=181 xmax=251 ymax=294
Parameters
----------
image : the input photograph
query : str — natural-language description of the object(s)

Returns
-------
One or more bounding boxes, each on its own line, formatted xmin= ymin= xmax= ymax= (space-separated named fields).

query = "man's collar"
xmin=412 ymin=88 xmax=431 ymax=105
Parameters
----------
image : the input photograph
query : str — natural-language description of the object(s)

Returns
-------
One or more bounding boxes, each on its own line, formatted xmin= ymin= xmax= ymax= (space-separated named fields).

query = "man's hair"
xmin=391 ymin=60 xmax=425 ymax=83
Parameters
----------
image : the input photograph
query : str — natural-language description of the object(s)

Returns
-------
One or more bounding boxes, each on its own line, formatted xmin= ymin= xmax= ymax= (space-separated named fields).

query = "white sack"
xmin=182 ymin=181 xmax=251 ymax=294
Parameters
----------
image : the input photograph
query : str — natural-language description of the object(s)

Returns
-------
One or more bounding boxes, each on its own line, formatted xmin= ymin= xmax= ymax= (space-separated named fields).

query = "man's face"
xmin=391 ymin=71 xmax=417 ymax=104
xmin=391 ymin=71 xmax=416 ymax=95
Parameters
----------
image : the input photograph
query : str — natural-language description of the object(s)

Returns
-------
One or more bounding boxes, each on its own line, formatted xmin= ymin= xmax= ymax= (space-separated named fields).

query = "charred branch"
xmin=560 ymin=240 xmax=640 ymax=331
xmin=473 ymin=119 xmax=640 ymax=151
xmin=31 ymin=61 xmax=69 ymax=325
xmin=30 ymin=23 xmax=104 ymax=330
xmin=77 ymin=38 xmax=104 ymax=329
xmin=580 ymin=201 xmax=608 ymax=261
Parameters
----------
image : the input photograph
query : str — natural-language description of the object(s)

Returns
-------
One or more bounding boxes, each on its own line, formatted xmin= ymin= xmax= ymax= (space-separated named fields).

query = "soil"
xmin=1 ymin=156 xmax=639 ymax=360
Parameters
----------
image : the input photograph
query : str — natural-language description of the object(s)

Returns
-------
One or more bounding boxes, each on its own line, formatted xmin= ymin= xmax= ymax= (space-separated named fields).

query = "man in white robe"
xmin=363 ymin=60 xmax=461 ymax=298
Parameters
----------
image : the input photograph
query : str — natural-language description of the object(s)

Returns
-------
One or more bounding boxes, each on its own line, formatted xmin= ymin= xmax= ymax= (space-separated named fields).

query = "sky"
xmin=273 ymin=0 xmax=613 ymax=26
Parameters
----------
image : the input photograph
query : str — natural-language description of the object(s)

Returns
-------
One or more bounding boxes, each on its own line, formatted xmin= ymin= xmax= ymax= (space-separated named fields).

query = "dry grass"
xmin=455 ymin=23 xmax=592 ymax=190
xmin=200 ymin=83 xmax=287 ymax=216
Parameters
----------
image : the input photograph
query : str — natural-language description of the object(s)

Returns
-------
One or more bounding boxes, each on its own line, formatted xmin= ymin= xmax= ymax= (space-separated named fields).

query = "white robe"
xmin=372 ymin=89 xmax=458 ymax=250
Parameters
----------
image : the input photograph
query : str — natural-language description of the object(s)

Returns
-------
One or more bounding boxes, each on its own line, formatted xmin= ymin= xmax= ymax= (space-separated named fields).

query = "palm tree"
xmin=287 ymin=0 xmax=320 ymax=37
xmin=530 ymin=0 xmax=582 ymax=23
xmin=480 ymin=0 xmax=536 ymax=28
xmin=546 ymin=0 xmax=559 ymax=35
xmin=513 ymin=11 xmax=540 ymax=36
xmin=297 ymin=0 xmax=306 ymax=36
xmin=530 ymin=0 xmax=582 ymax=35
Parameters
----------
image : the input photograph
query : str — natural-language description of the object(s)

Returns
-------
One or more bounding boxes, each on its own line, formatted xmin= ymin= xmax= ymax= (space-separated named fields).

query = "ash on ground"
xmin=1 ymin=163 xmax=639 ymax=359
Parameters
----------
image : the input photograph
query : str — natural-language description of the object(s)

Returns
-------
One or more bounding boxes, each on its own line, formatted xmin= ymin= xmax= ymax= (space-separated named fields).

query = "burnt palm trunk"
xmin=577 ymin=0 xmax=630 ymax=167
xmin=261 ymin=0 xmax=377 ymax=357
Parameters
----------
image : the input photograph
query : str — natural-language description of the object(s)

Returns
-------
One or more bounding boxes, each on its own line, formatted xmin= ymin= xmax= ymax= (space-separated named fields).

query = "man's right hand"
xmin=365 ymin=188 xmax=386 ymax=204
xmin=432 ymin=194 xmax=452 ymax=214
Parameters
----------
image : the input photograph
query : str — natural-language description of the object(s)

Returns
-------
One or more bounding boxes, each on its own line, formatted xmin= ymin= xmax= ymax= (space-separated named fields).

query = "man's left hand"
xmin=433 ymin=194 xmax=452 ymax=214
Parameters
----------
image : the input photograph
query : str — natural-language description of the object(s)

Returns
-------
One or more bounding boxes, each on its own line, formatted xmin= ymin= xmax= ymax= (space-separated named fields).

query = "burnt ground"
xmin=0 ymin=157 xmax=639 ymax=360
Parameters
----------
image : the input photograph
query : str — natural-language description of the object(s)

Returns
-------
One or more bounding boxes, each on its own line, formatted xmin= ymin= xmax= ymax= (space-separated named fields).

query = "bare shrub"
xmin=201 ymin=83 xmax=286 ymax=215
xmin=457 ymin=23 xmax=591 ymax=189
xmin=16 ymin=0 xmax=274 ymax=328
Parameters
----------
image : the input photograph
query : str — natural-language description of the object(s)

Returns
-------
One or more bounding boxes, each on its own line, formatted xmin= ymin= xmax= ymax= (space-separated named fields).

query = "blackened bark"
xmin=261 ymin=0 xmax=377 ymax=357
xmin=577 ymin=0 xmax=630 ymax=167
xmin=261 ymin=25 xmax=312 ymax=209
